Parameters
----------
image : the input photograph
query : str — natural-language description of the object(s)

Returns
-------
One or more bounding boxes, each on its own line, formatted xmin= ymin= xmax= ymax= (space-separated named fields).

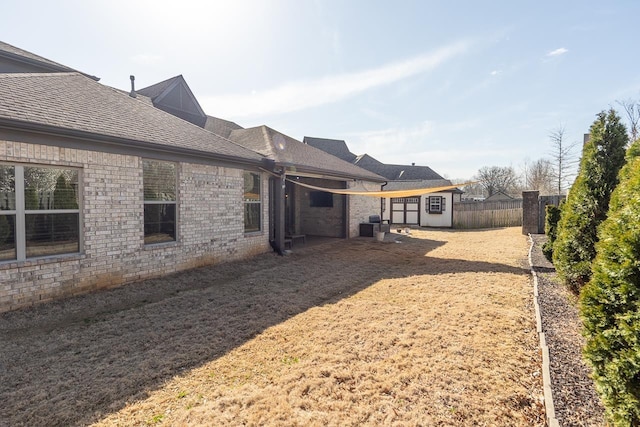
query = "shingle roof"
xmin=229 ymin=126 xmax=385 ymax=182
xmin=355 ymin=155 xmax=444 ymax=181
xmin=384 ymin=179 xmax=455 ymax=190
xmin=0 ymin=72 xmax=262 ymax=163
xmin=204 ymin=116 xmax=244 ymax=139
xmin=303 ymin=137 xmax=357 ymax=163
xmin=0 ymin=40 xmax=99 ymax=80
xmin=304 ymin=136 xmax=445 ymax=181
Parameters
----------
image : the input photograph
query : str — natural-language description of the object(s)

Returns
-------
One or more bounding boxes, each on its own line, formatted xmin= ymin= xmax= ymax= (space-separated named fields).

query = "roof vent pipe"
xmin=129 ymin=75 xmax=137 ymax=98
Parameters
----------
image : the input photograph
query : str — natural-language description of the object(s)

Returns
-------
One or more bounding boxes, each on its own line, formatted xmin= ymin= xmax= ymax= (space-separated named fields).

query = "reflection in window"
xmin=0 ymin=164 xmax=80 ymax=261
xmin=0 ymin=165 xmax=15 ymax=260
xmin=25 ymin=213 xmax=79 ymax=257
xmin=244 ymin=172 xmax=261 ymax=233
xmin=143 ymin=160 xmax=177 ymax=244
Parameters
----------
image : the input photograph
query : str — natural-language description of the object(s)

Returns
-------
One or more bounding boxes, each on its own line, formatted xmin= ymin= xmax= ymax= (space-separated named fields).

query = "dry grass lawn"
xmin=0 ymin=227 xmax=544 ymax=426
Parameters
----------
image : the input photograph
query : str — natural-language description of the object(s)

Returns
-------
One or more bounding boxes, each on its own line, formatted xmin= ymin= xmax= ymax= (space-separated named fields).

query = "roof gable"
xmin=137 ymin=75 xmax=206 ymax=127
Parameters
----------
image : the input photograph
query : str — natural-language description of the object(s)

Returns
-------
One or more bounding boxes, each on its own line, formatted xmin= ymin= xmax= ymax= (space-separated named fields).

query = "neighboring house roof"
xmin=137 ymin=75 xmax=207 ymax=127
xmin=360 ymin=159 xmax=444 ymax=181
xmin=304 ymin=136 xmax=445 ymax=181
xmin=229 ymin=126 xmax=385 ymax=182
xmin=303 ymin=137 xmax=357 ymax=163
xmin=0 ymin=40 xmax=99 ymax=80
xmin=485 ymin=191 xmax=515 ymax=201
xmin=0 ymin=72 xmax=262 ymax=164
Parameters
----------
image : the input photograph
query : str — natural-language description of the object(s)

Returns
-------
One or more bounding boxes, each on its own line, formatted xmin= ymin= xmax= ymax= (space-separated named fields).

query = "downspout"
xmin=380 ymin=181 xmax=388 ymax=221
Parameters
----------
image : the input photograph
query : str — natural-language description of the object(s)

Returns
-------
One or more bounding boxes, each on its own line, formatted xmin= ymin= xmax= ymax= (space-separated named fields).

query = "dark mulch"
xmin=529 ymin=234 xmax=605 ymax=427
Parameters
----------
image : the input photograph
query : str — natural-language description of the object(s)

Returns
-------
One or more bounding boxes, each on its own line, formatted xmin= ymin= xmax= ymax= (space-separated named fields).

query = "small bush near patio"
xmin=553 ymin=109 xmax=628 ymax=292
xmin=542 ymin=204 xmax=561 ymax=262
xmin=581 ymin=139 xmax=640 ymax=426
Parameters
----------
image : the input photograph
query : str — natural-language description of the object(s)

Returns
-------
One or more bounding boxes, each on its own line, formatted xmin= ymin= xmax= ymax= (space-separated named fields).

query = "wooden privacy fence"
xmin=453 ymin=199 xmax=523 ymax=229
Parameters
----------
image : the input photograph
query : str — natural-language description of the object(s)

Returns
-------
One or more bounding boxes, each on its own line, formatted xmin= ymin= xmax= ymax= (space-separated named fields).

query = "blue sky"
xmin=2 ymin=0 xmax=640 ymax=179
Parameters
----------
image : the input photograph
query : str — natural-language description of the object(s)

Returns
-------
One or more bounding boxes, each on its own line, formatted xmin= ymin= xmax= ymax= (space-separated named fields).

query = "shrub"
xmin=553 ymin=109 xmax=628 ymax=292
xmin=580 ymin=138 xmax=640 ymax=426
xmin=542 ymin=204 xmax=561 ymax=261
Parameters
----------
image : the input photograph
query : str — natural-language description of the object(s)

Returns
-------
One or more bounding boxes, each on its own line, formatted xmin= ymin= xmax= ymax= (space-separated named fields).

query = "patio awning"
xmin=287 ymin=179 xmax=472 ymax=198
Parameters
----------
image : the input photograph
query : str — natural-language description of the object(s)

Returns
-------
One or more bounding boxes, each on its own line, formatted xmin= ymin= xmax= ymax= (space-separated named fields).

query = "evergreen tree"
xmin=542 ymin=204 xmax=561 ymax=261
xmin=580 ymin=138 xmax=640 ymax=426
xmin=553 ymin=109 xmax=628 ymax=292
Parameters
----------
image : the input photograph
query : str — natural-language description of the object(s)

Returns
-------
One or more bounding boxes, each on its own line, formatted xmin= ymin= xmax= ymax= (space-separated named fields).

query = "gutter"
xmin=0 ymin=117 xmax=263 ymax=168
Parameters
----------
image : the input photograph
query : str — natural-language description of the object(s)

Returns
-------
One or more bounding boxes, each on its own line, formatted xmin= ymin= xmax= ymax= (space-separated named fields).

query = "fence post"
xmin=522 ymin=191 xmax=540 ymax=235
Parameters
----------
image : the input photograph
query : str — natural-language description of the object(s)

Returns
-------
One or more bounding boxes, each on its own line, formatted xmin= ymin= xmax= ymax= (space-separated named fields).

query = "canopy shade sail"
xmin=287 ymin=179 xmax=473 ymax=198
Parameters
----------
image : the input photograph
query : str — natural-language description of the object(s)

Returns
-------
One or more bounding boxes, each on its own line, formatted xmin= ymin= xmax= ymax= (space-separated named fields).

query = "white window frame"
xmin=428 ymin=195 xmax=445 ymax=214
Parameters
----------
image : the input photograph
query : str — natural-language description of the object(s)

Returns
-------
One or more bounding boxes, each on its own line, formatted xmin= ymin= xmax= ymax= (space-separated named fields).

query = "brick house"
xmin=304 ymin=137 xmax=462 ymax=227
xmin=0 ymin=42 xmax=385 ymax=312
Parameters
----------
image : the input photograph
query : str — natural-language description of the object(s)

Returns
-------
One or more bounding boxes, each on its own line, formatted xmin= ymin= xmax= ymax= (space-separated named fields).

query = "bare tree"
xmin=526 ymin=158 xmax=555 ymax=194
xmin=617 ymin=98 xmax=640 ymax=143
xmin=459 ymin=181 xmax=486 ymax=199
xmin=474 ymin=165 xmax=520 ymax=197
xmin=549 ymin=126 xmax=578 ymax=195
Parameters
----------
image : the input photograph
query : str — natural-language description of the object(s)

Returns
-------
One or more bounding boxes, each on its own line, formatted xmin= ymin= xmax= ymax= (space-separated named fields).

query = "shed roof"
xmin=0 ymin=72 xmax=262 ymax=164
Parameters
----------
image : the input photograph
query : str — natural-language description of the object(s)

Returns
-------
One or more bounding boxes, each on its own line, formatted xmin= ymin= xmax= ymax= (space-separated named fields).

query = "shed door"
xmin=391 ymin=197 xmax=420 ymax=224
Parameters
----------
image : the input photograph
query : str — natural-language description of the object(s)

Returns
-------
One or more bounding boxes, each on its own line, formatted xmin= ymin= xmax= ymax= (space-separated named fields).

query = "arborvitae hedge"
xmin=580 ymin=138 xmax=640 ymax=426
xmin=542 ymin=204 xmax=561 ymax=261
xmin=553 ymin=109 xmax=628 ymax=292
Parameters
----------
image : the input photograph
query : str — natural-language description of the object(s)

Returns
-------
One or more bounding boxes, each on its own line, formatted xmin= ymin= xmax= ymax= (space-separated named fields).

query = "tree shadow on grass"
xmin=0 ymin=232 xmax=528 ymax=426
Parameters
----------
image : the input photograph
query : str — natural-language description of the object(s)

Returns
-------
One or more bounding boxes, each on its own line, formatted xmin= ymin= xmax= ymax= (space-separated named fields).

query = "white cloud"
xmin=490 ymin=70 xmax=501 ymax=76
xmin=546 ymin=47 xmax=568 ymax=57
xmin=200 ymin=40 xmax=471 ymax=118
xmin=344 ymin=121 xmax=435 ymax=157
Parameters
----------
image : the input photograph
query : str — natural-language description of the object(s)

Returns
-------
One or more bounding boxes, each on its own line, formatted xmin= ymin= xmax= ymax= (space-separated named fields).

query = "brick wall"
xmin=0 ymin=140 xmax=269 ymax=312
xmin=347 ymin=181 xmax=381 ymax=238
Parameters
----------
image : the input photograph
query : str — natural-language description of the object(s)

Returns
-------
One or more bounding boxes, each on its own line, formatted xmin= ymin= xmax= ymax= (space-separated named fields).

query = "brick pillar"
xmin=522 ymin=191 xmax=540 ymax=235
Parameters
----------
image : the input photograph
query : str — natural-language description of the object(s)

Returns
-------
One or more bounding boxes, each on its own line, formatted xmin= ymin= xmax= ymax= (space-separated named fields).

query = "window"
xmin=143 ymin=160 xmax=176 ymax=244
xmin=310 ymin=191 xmax=333 ymax=207
xmin=428 ymin=196 xmax=446 ymax=214
xmin=0 ymin=163 xmax=80 ymax=261
xmin=244 ymin=171 xmax=261 ymax=233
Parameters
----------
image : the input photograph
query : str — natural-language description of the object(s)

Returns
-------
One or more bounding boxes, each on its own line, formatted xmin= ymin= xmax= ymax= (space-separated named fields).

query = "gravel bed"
xmin=529 ymin=234 xmax=605 ymax=426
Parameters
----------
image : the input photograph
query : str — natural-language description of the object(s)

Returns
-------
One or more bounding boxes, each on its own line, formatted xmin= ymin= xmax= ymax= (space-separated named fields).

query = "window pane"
xmin=144 ymin=203 xmax=176 ymax=244
xmin=0 ymin=165 xmax=15 ymax=211
xmin=143 ymin=160 xmax=176 ymax=201
xmin=0 ymin=214 xmax=16 ymax=260
xmin=25 ymin=213 xmax=79 ymax=257
xmin=244 ymin=172 xmax=261 ymax=232
xmin=243 ymin=172 xmax=260 ymax=202
xmin=244 ymin=203 xmax=261 ymax=233
xmin=24 ymin=167 xmax=78 ymax=210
